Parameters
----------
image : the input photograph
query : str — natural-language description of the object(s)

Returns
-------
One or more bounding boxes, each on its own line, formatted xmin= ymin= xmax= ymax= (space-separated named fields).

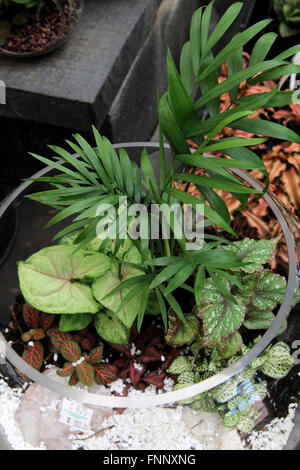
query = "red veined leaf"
xmin=111 ymin=342 xmax=128 ymax=352
xmin=60 ymin=340 xmax=81 ymax=363
xmin=29 ymin=328 xmax=46 ymax=340
xmin=50 ymin=344 xmax=60 ymax=354
xmin=110 ymin=343 xmax=131 ymax=354
xmin=39 ymin=313 xmax=55 ymax=330
xmin=22 ymin=341 xmax=44 ymax=371
xmin=80 ymin=337 xmax=93 ymax=351
xmin=69 ymin=371 xmax=79 ymax=386
xmin=104 ymin=364 xmax=119 ymax=376
xmin=93 ymin=364 xmax=117 ymax=385
xmin=23 ymin=303 xmax=40 ymax=328
xmin=88 ymin=344 xmax=103 ymax=364
xmin=47 ymin=328 xmax=72 ymax=350
xmin=57 ymin=362 xmax=75 ymax=377
xmin=142 ymin=372 xmax=166 ymax=389
xmin=76 ymin=361 xmax=94 ymax=386
xmin=129 ymin=360 xmax=145 ymax=387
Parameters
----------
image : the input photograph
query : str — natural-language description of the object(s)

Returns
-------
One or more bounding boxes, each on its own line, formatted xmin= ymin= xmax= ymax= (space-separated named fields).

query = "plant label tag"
xmin=59 ymin=398 xmax=93 ymax=432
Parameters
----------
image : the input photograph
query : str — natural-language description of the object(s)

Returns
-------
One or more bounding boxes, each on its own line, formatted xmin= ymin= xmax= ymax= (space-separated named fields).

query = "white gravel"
xmin=0 ymin=375 xmax=297 ymax=450
xmin=246 ymin=403 xmax=298 ymax=450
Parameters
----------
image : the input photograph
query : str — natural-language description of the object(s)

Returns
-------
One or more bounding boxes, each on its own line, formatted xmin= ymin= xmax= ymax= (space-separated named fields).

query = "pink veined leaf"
xmin=69 ymin=371 xmax=79 ymax=386
xmin=39 ymin=313 xmax=55 ymax=330
xmin=60 ymin=340 xmax=81 ymax=363
xmin=93 ymin=364 xmax=117 ymax=385
xmin=110 ymin=343 xmax=130 ymax=354
xmin=88 ymin=345 xmax=103 ymax=364
xmin=23 ymin=303 xmax=40 ymax=328
xmin=47 ymin=328 xmax=72 ymax=350
xmin=57 ymin=362 xmax=75 ymax=377
xmin=22 ymin=341 xmax=44 ymax=371
xmin=76 ymin=361 xmax=94 ymax=386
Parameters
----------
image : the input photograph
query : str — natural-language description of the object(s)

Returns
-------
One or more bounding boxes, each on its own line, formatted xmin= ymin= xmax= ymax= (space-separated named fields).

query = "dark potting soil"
xmin=2 ymin=1 xmax=80 ymax=54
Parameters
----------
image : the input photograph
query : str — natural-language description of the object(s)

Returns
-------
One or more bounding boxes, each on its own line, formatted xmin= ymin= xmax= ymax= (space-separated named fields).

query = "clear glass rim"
xmin=0 ymin=142 xmax=297 ymax=408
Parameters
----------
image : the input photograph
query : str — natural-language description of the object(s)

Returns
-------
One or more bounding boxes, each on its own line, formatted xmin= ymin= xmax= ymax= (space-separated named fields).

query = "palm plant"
xmin=18 ymin=2 xmax=300 ymax=347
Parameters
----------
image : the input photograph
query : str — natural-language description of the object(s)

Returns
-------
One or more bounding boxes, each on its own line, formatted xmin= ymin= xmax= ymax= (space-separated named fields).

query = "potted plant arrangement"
xmin=1 ymin=1 xmax=300 ymax=449
xmin=0 ymin=0 xmax=83 ymax=57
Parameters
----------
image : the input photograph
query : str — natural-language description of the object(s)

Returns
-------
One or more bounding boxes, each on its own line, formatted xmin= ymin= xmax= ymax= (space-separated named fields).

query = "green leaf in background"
xmin=92 ymin=249 xmax=146 ymax=328
xmin=94 ymin=310 xmax=130 ymax=345
xmin=260 ymin=343 xmax=293 ymax=379
xmin=251 ymin=271 xmax=286 ymax=311
xmin=224 ymin=238 xmax=279 ymax=272
xmin=59 ymin=313 xmax=94 ymax=332
xmin=198 ymin=279 xmax=245 ymax=346
xmin=215 ymin=331 xmax=243 ymax=358
xmin=165 ymin=312 xmax=200 ymax=347
xmin=230 ymin=118 xmax=300 ymax=145
xmin=244 ymin=307 xmax=275 ymax=330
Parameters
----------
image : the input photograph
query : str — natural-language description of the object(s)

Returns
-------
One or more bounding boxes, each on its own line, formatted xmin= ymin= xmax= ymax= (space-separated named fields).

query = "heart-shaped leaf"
xmin=244 ymin=307 xmax=275 ymax=330
xmin=88 ymin=345 xmax=104 ymax=364
xmin=57 ymin=362 xmax=75 ymax=377
xmin=59 ymin=313 xmax=94 ymax=332
xmin=92 ymin=249 xmax=144 ymax=328
xmin=76 ymin=361 xmax=95 ymax=386
xmin=215 ymin=331 xmax=243 ymax=358
xmin=18 ymin=246 xmax=110 ymax=314
xmin=251 ymin=270 xmax=286 ymax=310
xmin=22 ymin=341 xmax=44 ymax=371
xmin=60 ymin=340 xmax=81 ymax=363
xmin=198 ymin=280 xmax=245 ymax=345
xmin=95 ymin=311 xmax=130 ymax=345
xmin=224 ymin=238 xmax=279 ymax=273
xmin=23 ymin=303 xmax=40 ymax=328
xmin=93 ymin=364 xmax=117 ymax=385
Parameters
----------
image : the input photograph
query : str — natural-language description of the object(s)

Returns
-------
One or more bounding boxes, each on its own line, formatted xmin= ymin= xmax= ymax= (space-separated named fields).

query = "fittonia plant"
xmin=169 ymin=340 xmax=294 ymax=433
xmin=14 ymin=1 xmax=299 ymax=427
